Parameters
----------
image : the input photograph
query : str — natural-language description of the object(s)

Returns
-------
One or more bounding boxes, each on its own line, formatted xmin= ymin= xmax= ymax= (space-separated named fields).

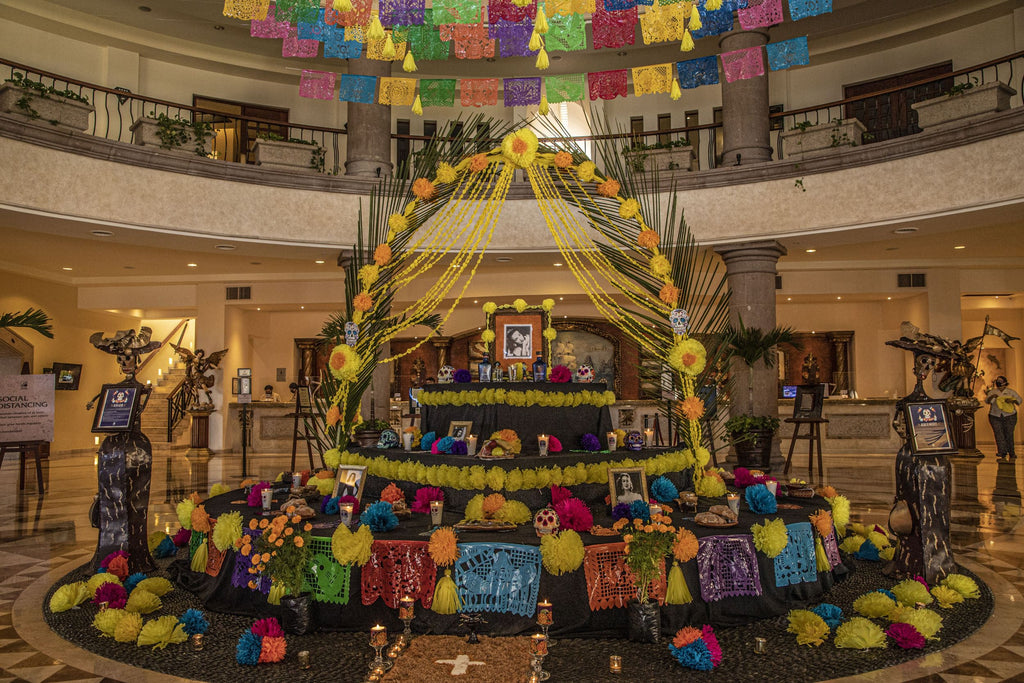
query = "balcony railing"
xmin=2 ymin=50 xmax=1022 ymax=176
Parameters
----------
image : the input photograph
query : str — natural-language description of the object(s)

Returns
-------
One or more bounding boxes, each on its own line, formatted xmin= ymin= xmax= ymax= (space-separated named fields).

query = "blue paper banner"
xmin=676 ymin=56 xmax=719 ymax=89
xmin=788 ymin=0 xmax=831 ymax=21
xmin=766 ymin=36 xmax=809 ymax=71
xmin=774 ymin=522 xmax=818 ymax=587
xmin=454 ymin=543 xmax=541 ymax=617
xmin=338 ymin=74 xmax=377 ymax=103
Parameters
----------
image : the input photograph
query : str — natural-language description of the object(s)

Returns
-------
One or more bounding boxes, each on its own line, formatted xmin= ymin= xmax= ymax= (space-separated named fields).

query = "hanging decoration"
xmin=324 ymin=31 xmax=363 ymax=57
xmin=588 ymin=69 xmax=628 ymax=101
xmin=631 ymin=63 xmax=674 ymax=96
xmin=545 ymin=73 xmax=585 ymax=103
xmin=420 ymin=78 xmax=458 ymax=107
xmin=545 ymin=13 xmax=587 ymax=51
xmin=737 ymin=0 xmax=783 ymax=29
xmin=223 ymin=0 xmax=271 ymax=21
xmin=378 ymin=76 xmax=417 ymax=105
xmin=639 ymin=1 xmax=685 ymax=45
xmin=697 ymin=535 xmax=762 ymax=602
xmin=297 ymin=8 xmax=330 ymax=40
xmin=766 ymin=35 xmax=810 ymax=71
xmin=453 ymin=23 xmax=496 ymax=59
xmin=720 ymin=45 xmax=765 ymax=83
xmin=338 ymin=73 xmax=378 ymax=103
xmin=787 ymin=0 xmax=832 ymax=22
xmin=282 ymin=26 xmax=320 ymax=57
xmin=453 ymin=543 xmax=541 ymax=616
xmin=460 ymin=77 xmax=500 ymax=106
xmin=299 ymin=70 xmax=337 ymax=99
xmin=591 ymin=1 xmax=637 ymax=50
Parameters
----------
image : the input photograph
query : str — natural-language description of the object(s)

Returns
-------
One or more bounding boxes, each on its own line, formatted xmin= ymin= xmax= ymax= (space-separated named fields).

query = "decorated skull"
xmin=344 ymin=321 xmax=360 ymax=346
xmin=437 ymin=364 xmax=456 ymax=384
xmin=625 ymin=431 xmax=645 ymax=451
xmin=574 ymin=363 xmax=595 ymax=383
xmin=669 ymin=308 xmax=690 ymax=336
xmin=376 ymin=429 xmax=400 ymax=449
xmin=534 ymin=506 xmax=560 ymax=537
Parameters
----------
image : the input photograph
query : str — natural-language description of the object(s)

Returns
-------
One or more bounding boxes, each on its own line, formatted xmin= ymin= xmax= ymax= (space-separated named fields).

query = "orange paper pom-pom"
xmin=482 ymin=493 xmax=506 ymax=516
xmin=412 ymin=177 xmax=436 ymax=200
xmin=429 ymin=526 xmax=459 ymax=566
xmin=673 ymin=528 xmax=699 ymax=563
xmin=497 ymin=429 xmax=518 ymax=443
xmin=469 ymin=154 xmax=489 ymax=173
xmin=381 ymin=483 xmax=405 ymax=504
xmin=638 ymin=229 xmax=660 ymax=250
xmin=659 ymin=282 xmax=679 ymax=305
xmin=106 ymin=555 xmax=129 ymax=581
xmin=353 ymin=292 xmax=373 ymax=312
xmin=188 ymin=492 xmax=202 ymax=504
xmin=259 ymin=635 xmax=286 ymax=663
xmin=190 ymin=505 xmax=211 ymax=533
xmin=679 ymin=396 xmax=704 ymax=421
xmin=553 ymin=151 xmax=573 ymax=169
xmin=809 ymin=509 xmax=834 ymax=538
xmin=374 ymin=243 xmax=392 ymax=266
xmin=821 ymin=485 xmax=838 ymax=499
xmin=326 ymin=404 xmax=341 ymax=427
xmin=673 ymin=626 xmax=702 ymax=648
xmin=597 ymin=179 xmax=620 ymax=198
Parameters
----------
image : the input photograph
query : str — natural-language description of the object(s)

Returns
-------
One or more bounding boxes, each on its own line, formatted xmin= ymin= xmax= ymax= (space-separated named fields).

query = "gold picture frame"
xmin=333 ymin=465 xmax=368 ymax=503
xmin=448 ymin=421 xmax=473 ymax=440
xmin=608 ymin=467 xmax=649 ymax=507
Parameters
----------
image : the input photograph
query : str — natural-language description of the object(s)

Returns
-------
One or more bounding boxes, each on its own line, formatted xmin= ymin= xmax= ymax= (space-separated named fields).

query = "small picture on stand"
xmin=608 ymin=467 xmax=648 ymax=506
xmin=333 ymin=465 xmax=368 ymax=502
xmin=903 ymin=400 xmax=957 ymax=455
xmin=448 ymin=421 xmax=473 ymax=440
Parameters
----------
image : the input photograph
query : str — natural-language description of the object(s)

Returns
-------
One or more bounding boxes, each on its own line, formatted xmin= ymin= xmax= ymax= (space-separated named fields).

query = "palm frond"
xmin=0 ymin=308 xmax=53 ymax=338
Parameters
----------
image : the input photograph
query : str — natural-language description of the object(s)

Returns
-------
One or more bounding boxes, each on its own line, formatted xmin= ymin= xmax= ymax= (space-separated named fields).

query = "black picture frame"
xmin=608 ymin=467 xmax=649 ymax=507
xmin=52 ymin=362 xmax=82 ymax=391
xmin=92 ymin=384 xmax=142 ymax=433
xmin=792 ymin=384 xmax=825 ymax=420
xmin=903 ymin=400 xmax=957 ymax=455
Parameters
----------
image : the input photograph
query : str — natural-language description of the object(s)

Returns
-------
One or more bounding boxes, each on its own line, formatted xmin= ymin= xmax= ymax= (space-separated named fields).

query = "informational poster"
xmin=0 ymin=375 xmax=55 ymax=443
xmin=93 ymin=384 xmax=141 ymax=432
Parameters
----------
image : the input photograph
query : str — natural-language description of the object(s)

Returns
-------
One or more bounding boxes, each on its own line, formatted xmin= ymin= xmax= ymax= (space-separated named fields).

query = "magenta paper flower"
xmin=411 ymin=487 xmax=444 ymax=514
xmin=554 ymin=497 xmax=593 ymax=532
xmin=886 ymin=622 xmax=925 ymax=649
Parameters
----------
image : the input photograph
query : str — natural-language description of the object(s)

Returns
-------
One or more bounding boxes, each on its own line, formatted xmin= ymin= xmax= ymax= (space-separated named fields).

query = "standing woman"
xmin=986 ymin=376 xmax=1021 ymax=459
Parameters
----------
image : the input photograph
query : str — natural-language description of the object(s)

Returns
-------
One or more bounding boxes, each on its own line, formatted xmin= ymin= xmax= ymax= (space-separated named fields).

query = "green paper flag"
xmin=433 ymin=0 xmax=482 ymax=24
xmin=545 ymin=13 xmax=586 ymax=52
xmin=545 ymin=74 xmax=585 ymax=103
xmin=420 ymin=79 xmax=458 ymax=108
xmin=406 ymin=10 xmax=452 ymax=61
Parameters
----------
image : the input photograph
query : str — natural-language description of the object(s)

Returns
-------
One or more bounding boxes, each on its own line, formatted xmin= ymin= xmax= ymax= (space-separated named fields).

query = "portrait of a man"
xmin=504 ymin=324 xmax=533 ymax=359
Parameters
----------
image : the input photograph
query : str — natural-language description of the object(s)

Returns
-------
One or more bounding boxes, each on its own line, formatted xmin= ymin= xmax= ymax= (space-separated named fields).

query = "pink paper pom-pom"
xmin=251 ymin=617 xmax=284 ymax=638
xmin=913 ymin=575 xmax=930 ymax=591
xmin=548 ymin=435 xmax=563 ymax=453
xmin=554 ymin=497 xmax=593 ymax=532
xmin=172 ymin=527 xmax=192 ymax=547
xmin=549 ymin=365 xmax=572 ymax=383
xmin=702 ymin=624 xmax=722 ymax=667
xmin=94 ymin=581 xmax=128 ymax=609
xmin=411 ymin=487 xmax=444 ymax=514
xmin=550 ymin=485 xmax=572 ymax=506
xmin=732 ymin=467 xmax=756 ymax=487
xmin=886 ymin=622 xmax=925 ymax=649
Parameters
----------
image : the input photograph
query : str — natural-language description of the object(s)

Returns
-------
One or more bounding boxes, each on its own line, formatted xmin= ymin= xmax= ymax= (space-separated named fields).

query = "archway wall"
xmin=2 ymin=112 xmax=1023 ymax=249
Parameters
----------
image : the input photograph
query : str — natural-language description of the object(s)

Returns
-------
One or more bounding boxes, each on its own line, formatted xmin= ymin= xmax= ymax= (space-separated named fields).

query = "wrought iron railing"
xmin=166 ymin=378 xmax=192 ymax=444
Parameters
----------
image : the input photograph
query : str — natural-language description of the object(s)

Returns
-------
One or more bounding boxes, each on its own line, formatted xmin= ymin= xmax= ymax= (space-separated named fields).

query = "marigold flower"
xmin=659 ymin=282 xmax=680 ymax=305
xmin=261 ymin=553 xmax=271 ymax=563
xmin=304 ymin=523 xmax=312 ymax=531
xmin=619 ymin=198 xmax=640 ymax=220
xmin=284 ymin=527 xmax=294 ymax=536
xmin=328 ymin=344 xmax=361 ymax=382
xmin=248 ymin=518 xmax=259 ymax=531
xmin=412 ymin=177 xmax=436 ymax=200
xmin=501 ymin=129 xmax=539 ymax=168
xmin=294 ymin=536 xmax=304 ymax=547
xmin=353 ymin=292 xmax=373 ymax=312
xmin=275 ymin=538 xmax=284 ymax=547
xmin=259 ymin=519 xmax=269 ymax=529
xmin=374 ymin=243 xmax=392 ymax=266
xmin=650 ymin=254 xmax=671 ymax=278
xmin=673 ymin=528 xmax=699 ymax=562
xmin=326 ymin=404 xmax=341 ymax=427
xmin=597 ymin=179 xmax=620 ymax=198
xmin=469 ymin=153 xmax=488 ymax=173
xmin=679 ymin=396 xmax=704 ymax=420
xmin=268 ymin=534 xmax=278 ymax=544
xmin=429 ymin=526 xmax=459 ymax=566
xmin=435 ymin=162 xmax=457 ymax=184
xmin=553 ymin=151 xmax=573 ymax=168
xmin=638 ymin=229 xmax=660 ymax=250
xmin=577 ymin=160 xmax=596 ymax=181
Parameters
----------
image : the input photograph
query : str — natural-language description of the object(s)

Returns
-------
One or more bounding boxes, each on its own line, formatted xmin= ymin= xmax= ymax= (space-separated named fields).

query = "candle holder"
xmin=606 ymin=432 xmax=618 ymax=451
xmin=261 ymin=487 xmax=273 ymax=513
xmin=369 ymin=626 xmax=392 ymax=673
xmin=536 ymin=601 xmax=555 ymax=647
xmin=466 ymin=434 xmax=478 ymax=456
xmin=399 ymin=596 xmax=415 ymax=644
xmin=191 ymin=633 xmax=204 ymax=651
xmin=297 ymin=650 xmax=311 ymax=669
xmin=537 ymin=434 xmax=549 ymax=457
xmin=98 ymin=601 xmax=109 ymax=612
xmin=727 ymin=493 xmax=740 ymax=516
xmin=609 ymin=655 xmax=622 ymax=674
xmin=340 ymin=502 xmax=354 ymax=527
xmin=644 ymin=428 xmax=654 ymax=448
xmin=530 ymin=634 xmax=550 ymax=681
xmin=753 ymin=637 xmax=767 ymax=654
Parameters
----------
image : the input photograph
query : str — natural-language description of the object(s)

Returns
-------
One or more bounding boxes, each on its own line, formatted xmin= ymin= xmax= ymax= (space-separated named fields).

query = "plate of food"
xmin=695 ymin=505 xmax=739 ymax=527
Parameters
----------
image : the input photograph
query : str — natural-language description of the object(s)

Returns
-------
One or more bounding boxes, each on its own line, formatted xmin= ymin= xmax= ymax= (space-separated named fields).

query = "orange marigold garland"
xmin=469 ymin=153 xmax=489 ymax=173
xmin=638 ymin=229 xmax=660 ymax=250
xmin=597 ymin=178 xmax=621 ymax=198
xmin=353 ymin=292 xmax=373 ymax=312
xmin=412 ymin=177 xmax=436 ymax=200
xmin=659 ymin=282 xmax=680 ymax=305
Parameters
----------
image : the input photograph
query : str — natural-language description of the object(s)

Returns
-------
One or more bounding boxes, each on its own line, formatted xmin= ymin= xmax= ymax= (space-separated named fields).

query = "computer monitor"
xmin=782 ymin=385 xmax=798 ymax=399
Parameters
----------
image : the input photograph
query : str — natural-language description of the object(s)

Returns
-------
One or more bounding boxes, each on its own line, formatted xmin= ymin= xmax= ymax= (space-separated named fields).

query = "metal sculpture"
xmin=87 ymin=327 xmax=161 ymax=573
xmin=171 ymin=344 xmax=229 ymax=409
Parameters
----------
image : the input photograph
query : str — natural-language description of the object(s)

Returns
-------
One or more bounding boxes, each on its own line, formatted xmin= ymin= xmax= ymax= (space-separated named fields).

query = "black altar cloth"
xmin=419 ymin=382 xmax=614 ymax=452
xmin=180 ymin=488 xmax=848 ymax=637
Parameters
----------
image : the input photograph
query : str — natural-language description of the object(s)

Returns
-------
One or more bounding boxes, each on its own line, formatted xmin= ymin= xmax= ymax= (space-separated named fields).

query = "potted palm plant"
xmin=723 ymin=320 xmax=796 ymax=471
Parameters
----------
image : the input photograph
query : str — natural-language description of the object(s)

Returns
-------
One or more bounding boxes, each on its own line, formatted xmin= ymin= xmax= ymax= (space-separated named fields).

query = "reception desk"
xmin=778 ymin=398 xmax=901 ymax=453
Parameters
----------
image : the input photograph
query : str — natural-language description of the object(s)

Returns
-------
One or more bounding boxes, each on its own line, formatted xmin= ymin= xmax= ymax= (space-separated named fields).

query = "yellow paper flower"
xmin=483 ymin=301 xmax=497 ymax=314
xmin=619 ymin=198 xmax=640 ymax=220
xmin=541 ymin=298 xmax=555 ymax=311
xmin=436 ymin=162 xmax=457 ymax=184
xmin=412 ymin=177 xmax=436 ymax=200
xmin=638 ymin=229 xmax=660 ymax=250
xmin=469 ymin=153 xmax=489 ymax=173
xmin=997 ymin=396 xmax=1018 ymax=413
xmin=359 ymin=264 xmax=379 ymax=288
xmin=501 ymin=129 xmax=539 ymax=169
xmin=577 ymin=160 xmax=596 ymax=181
xmin=353 ymin=292 xmax=373 ymax=312
xmin=543 ymin=327 xmax=557 ymax=341
xmin=481 ymin=329 xmax=495 ymax=343
xmin=329 ymin=344 xmax=362 ymax=382
xmin=668 ymin=338 xmax=707 ymax=376
xmin=388 ymin=213 xmax=408 ymax=234
xmin=553 ymin=151 xmax=573 ymax=169
xmin=597 ymin=178 xmax=620 ymax=198
xmin=513 ymin=298 xmax=528 ymax=312
xmin=374 ymin=243 xmax=392 ymax=266
xmin=651 ymin=254 xmax=671 ymax=278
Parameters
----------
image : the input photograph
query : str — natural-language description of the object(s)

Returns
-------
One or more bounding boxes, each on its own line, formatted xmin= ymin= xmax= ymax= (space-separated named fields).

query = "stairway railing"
xmin=166 ymin=378 xmax=191 ymax=443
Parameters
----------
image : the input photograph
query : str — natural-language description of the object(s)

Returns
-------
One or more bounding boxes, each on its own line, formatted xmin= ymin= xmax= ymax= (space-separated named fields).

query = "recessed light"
xmin=187 ymin=263 xmax=198 ymax=267
xmin=315 ymin=259 xmax=325 ymax=264
xmin=61 ymin=266 xmax=73 ymax=271
xmin=496 ymin=257 xmax=513 ymax=263
xmin=551 ymin=55 xmax=562 ymax=61
xmin=954 ymin=245 xmax=966 ymax=250
xmin=787 ymin=297 xmax=792 ymax=301
xmin=215 ymin=244 xmax=236 ymax=251
xmin=559 ymin=297 xmax=563 ymax=301
xmin=887 ymin=297 xmax=892 ymax=300
xmin=553 ymin=262 xmax=563 ymax=267
xmin=805 ymin=248 xmax=816 ymax=253
xmin=90 ymin=229 xmax=114 ymax=237
xmin=893 ymin=227 xmax=918 ymax=234
xmin=257 ymin=307 xmax=261 ymax=311
xmin=300 ymin=306 xmax=305 ymax=310
xmin=473 ymin=300 xmax=478 ymax=304
xmin=836 ymin=296 xmax=842 ymax=300
xmin=124 ymin=265 xmax=135 ymax=270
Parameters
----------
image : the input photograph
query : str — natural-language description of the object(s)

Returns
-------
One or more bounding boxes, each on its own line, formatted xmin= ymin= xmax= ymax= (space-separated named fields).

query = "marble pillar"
xmin=719 ymin=29 xmax=772 ymax=165
xmin=715 ymin=241 xmax=787 ymax=466
xmin=345 ymin=58 xmax=393 ymax=177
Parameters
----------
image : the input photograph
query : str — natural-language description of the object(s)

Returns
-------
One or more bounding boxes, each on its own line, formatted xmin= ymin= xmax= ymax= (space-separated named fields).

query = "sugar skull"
xmin=437 ymin=364 xmax=456 ymax=384
xmin=344 ymin=321 xmax=360 ymax=346
xmin=626 ymin=431 xmax=645 ymax=451
xmin=534 ymin=506 xmax=560 ymax=537
xmin=575 ymin=363 xmax=595 ymax=383
xmin=376 ymin=429 xmax=400 ymax=449
xmin=669 ymin=308 xmax=690 ymax=336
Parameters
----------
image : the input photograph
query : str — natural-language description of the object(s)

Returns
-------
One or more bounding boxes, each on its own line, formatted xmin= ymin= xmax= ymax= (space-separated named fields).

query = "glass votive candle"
xmin=403 ymin=432 xmax=414 ymax=451
xmin=192 ymin=633 xmax=204 ymax=651
xmin=538 ymin=434 xmax=549 ymax=457
xmin=644 ymin=428 xmax=654 ymax=447
xmin=292 ymin=472 xmax=302 ymax=489
xmin=606 ymin=432 xmax=618 ymax=451
xmin=430 ymin=500 xmax=444 ymax=526
xmin=98 ymin=601 xmax=109 ymax=612
xmin=609 ymin=655 xmax=622 ymax=674
xmin=727 ymin=493 xmax=740 ymax=516
xmin=649 ymin=502 xmax=662 ymax=517
xmin=530 ymin=633 xmax=548 ymax=657
xmin=537 ymin=600 xmax=553 ymax=626
xmin=465 ymin=434 xmax=478 ymax=456
xmin=370 ymin=624 xmax=388 ymax=648
xmin=297 ymin=650 xmax=311 ymax=669
xmin=339 ymin=502 xmax=354 ymax=527
xmin=754 ymin=637 xmax=767 ymax=654
xmin=765 ymin=480 xmax=778 ymax=496
xmin=261 ymin=487 xmax=273 ymax=512
xmin=399 ymin=595 xmax=415 ymax=621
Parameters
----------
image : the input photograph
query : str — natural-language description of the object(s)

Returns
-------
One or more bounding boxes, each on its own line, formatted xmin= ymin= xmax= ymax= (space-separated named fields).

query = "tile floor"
xmin=1 ymin=447 xmax=1023 ymax=682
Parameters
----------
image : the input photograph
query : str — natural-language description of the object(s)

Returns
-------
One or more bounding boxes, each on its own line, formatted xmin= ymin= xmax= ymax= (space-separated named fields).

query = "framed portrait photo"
xmin=792 ymin=384 xmax=825 ymax=420
xmin=448 ymin=421 xmax=473 ymax=440
xmin=333 ymin=465 xmax=368 ymax=503
xmin=91 ymin=384 xmax=142 ymax=433
xmin=903 ymin=400 xmax=957 ymax=456
xmin=608 ymin=467 xmax=648 ymax=507
xmin=493 ymin=312 xmax=544 ymax=363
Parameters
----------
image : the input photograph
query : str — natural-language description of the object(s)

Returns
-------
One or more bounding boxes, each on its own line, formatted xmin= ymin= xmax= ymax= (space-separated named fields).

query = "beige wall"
xmin=0 ymin=271 xmax=137 ymax=453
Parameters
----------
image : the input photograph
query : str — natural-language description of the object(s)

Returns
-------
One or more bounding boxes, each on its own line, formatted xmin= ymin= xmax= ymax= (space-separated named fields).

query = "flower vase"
xmin=280 ymin=592 xmax=315 ymax=635
xmin=626 ymin=599 xmax=661 ymax=643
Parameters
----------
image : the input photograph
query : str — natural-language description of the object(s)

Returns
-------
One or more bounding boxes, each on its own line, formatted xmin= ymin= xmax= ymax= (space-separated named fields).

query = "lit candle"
xmin=403 ymin=432 xmax=414 ymax=451
xmin=644 ymin=428 xmax=654 ymax=447
xmin=297 ymin=650 xmax=311 ymax=669
xmin=609 ymin=655 xmax=622 ymax=674
xmin=430 ymin=500 xmax=444 ymax=526
xmin=537 ymin=600 xmax=553 ymax=626
xmin=765 ymin=480 xmax=778 ymax=496
xmin=192 ymin=633 xmax=204 ymax=651
xmin=261 ymin=487 xmax=273 ymax=512
xmin=168 ymin=357 xmax=174 ymax=367
xmin=157 ymin=368 xmax=162 ymax=377
xmin=399 ymin=595 xmax=415 ymax=621
xmin=370 ymin=624 xmax=388 ymax=648
xmin=727 ymin=493 xmax=740 ymax=516
xmin=292 ymin=472 xmax=302 ymax=489
xmin=530 ymin=633 xmax=548 ymax=657
xmin=649 ymin=502 xmax=662 ymax=517
xmin=465 ymin=434 xmax=478 ymax=456
xmin=606 ymin=432 xmax=618 ymax=451
xmin=754 ymin=637 xmax=767 ymax=654
xmin=537 ymin=434 xmax=549 ymax=457
xmin=339 ymin=502 xmax=354 ymax=527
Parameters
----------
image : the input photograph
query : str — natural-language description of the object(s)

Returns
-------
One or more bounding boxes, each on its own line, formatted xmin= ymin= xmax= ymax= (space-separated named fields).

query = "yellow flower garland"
xmin=417 ymin=388 xmax=617 ymax=409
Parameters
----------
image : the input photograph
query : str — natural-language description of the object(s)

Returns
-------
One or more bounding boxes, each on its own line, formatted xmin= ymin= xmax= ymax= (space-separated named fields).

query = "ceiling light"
xmin=559 ymin=297 xmax=563 ymax=301
xmin=215 ymin=244 xmax=236 ymax=251
xmin=954 ymin=245 xmax=966 ymax=250
xmin=787 ymin=297 xmax=792 ymax=301
xmin=805 ymin=248 xmax=816 ymax=253
xmin=257 ymin=307 xmax=261 ymax=311
xmin=836 ymin=296 xmax=842 ymax=300
xmin=90 ymin=229 xmax=114 ymax=237
xmin=315 ymin=259 xmax=325 ymax=264
xmin=893 ymin=227 xmax=918 ymax=234
xmin=473 ymin=300 xmax=478 ymax=304
xmin=187 ymin=263 xmax=198 ymax=267
xmin=496 ymin=257 xmax=513 ymax=263
xmin=301 ymin=306 xmax=305 ymax=309
xmin=887 ymin=297 xmax=892 ymax=300
xmin=61 ymin=266 xmax=73 ymax=271
xmin=553 ymin=262 xmax=563 ymax=267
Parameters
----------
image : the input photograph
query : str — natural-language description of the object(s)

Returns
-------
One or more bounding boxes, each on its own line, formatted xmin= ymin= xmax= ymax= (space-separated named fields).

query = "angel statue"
xmin=171 ymin=344 xmax=229 ymax=409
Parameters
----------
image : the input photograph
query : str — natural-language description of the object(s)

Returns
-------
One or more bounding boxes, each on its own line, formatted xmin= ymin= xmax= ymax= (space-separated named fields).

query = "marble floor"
xmin=1 ymin=447 xmax=1023 ymax=683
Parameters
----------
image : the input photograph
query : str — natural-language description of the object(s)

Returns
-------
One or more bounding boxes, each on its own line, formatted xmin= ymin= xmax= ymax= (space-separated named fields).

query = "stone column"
xmin=714 ymin=241 xmax=787 ymax=465
xmin=718 ymin=29 xmax=772 ymax=165
xmin=345 ymin=57 xmax=393 ymax=177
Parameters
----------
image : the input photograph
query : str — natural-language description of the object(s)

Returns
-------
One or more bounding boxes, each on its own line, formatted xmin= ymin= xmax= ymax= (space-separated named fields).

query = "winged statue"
xmin=171 ymin=344 xmax=229 ymax=408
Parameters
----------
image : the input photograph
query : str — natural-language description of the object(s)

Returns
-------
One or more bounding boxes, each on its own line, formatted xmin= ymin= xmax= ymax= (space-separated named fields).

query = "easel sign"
xmin=237 ymin=368 xmax=252 ymax=404
xmin=296 ymin=385 xmax=314 ymax=414
xmin=92 ymin=384 xmax=142 ymax=433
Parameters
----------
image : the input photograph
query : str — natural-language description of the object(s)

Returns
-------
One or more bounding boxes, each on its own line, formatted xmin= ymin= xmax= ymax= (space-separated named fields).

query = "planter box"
xmin=623 ymin=145 xmax=695 ymax=174
xmin=911 ymin=81 xmax=1017 ymax=132
xmin=252 ymin=138 xmax=321 ymax=173
xmin=0 ymin=83 xmax=94 ymax=132
xmin=130 ymin=116 xmax=212 ymax=157
xmin=780 ymin=118 xmax=866 ymax=160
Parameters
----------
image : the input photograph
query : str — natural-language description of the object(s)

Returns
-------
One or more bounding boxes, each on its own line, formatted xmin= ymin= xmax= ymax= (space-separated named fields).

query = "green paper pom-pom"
xmin=540 ymin=530 xmax=585 ymax=576
xmin=212 ymin=511 xmax=244 ymax=552
xmin=87 ymin=572 xmax=122 ymax=597
xmin=891 ymin=579 xmax=933 ymax=607
xmin=137 ymin=615 xmax=188 ymax=649
xmin=114 ymin=611 xmax=143 ymax=643
xmin=49 ymin=581 xmax=90 ymax=613
xmin=93 ymin=608 xmax=127 ymax=637
xmin=853 ymin=591 xmax=897 ymax=619
xmin=834 ymin=617 xmax=887 ymax=649
xmin=125 ymin=588 xmax=162 ymax=615
xmin=751 ymin=518 xmax=789 ymax=558
xmin=136 ymin=577 xmax=173 ymax=597
xmin=892 ymin=607 xmax=943 ymax=639
xmin=839 ymin=535 xmax=865 ymax=554
xmin=209 ymin=483 xmax=231 ymax=497
xmin=494 ymin=500 xmax=532 ymax=524
xmin=930 ymin=585 xmax=964 ymax=609
xmin=941 ymin=573 xmax=980 ymax=599
xmin=787 ymin=609 xmax=830 ymax=646
xmin=176 ymin=499 xmax=196 ymax=530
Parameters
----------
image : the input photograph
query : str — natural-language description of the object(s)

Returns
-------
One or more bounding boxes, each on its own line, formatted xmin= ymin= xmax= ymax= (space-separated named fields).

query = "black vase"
xmin=626 ymin=599 xmax=661 ymax=643
xmin=280 ymin=593 xmax=316 ymax=635
xmin=731 ymin=429 xmax=775 ymax=471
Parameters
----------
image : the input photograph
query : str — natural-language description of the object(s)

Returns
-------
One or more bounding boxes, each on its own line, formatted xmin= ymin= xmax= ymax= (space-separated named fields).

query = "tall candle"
xmin=644 ymin=428 xmax=654 ymax=447
xmin=339 ymin=502 xmax=354 ymax=527
xmin=606 ymin=432 xmax=618 ymax=451
xmin=537 ymin=600 xmax=553 ymax=626
xmin=292 ymin=472 xmax=302 ymax=489
xmin=261 ymin=487 xmax=273 ymax=511
xmin=430 ymin=500 xmax=444 ymax=526
xmin=370 ymin=624 xmax=388 ymax=648
xmin=399 ymin=595 xmax=415 ymax=621
xmin=531 ymin=633 xmax=548 ymax=657
xmin=727 ymin=493 xmax=740 ymax=516
xmin=403 ymin=432 xmax=414 ymax=451
xmin=465 ymin=434 xmax=478 ymax=456
xmin=538 ymin=434 xmax=549 ymax=457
